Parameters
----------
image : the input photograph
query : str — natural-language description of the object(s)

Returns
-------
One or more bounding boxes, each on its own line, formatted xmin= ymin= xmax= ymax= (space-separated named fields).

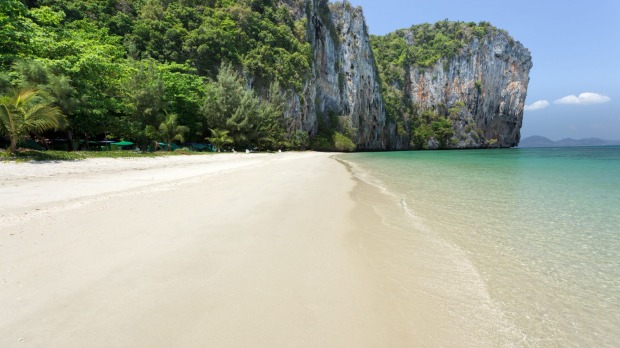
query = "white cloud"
xmin=554 ymin=92 xmax=611 ymax=105
xmin=524 ymin=100 xmax=550 ymax=111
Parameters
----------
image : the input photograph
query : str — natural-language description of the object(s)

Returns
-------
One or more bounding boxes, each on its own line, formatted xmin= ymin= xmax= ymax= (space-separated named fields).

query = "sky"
xmin=345 ymin=0 xmax=620 ymax=140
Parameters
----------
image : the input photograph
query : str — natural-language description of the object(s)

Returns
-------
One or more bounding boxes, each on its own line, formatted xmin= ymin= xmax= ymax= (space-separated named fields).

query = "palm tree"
xmin=206 ymin=128 xmax=233 ymax=152
xmin=0 ymin=88 xmax=66 ymax=155
xmin=158 ymin=112 xmax=189 ymax=151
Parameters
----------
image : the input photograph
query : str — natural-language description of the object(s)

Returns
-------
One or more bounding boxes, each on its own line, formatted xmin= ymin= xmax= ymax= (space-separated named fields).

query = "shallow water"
xmin=341 ymin=147 xmax=620 ymax=347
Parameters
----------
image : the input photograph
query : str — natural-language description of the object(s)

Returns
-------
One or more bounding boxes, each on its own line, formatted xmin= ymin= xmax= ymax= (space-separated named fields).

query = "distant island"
xmin=519 ymin=136 xmax=620 ymax=147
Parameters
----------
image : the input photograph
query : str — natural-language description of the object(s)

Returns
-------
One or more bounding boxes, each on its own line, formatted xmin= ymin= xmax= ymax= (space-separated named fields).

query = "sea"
xmin=340 ymin=146 xmax=620 ymax=347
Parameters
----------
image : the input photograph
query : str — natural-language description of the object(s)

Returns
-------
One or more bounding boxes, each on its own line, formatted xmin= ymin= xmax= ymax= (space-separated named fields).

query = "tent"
xmin=189 ymin=143 xmax=213 ymax=152
xmin=111 ymin=141 xmax=134 ymax=150
xmin=158 ymin=142 xmax=181 ymax=151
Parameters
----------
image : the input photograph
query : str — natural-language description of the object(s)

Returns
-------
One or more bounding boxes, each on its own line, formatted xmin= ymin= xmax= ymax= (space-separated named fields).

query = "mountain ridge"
xmin=519 ymin=136 xmax=620 ymax=147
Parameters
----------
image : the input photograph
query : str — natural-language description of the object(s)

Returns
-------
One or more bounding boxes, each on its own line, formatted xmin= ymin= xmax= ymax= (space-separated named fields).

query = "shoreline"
xmin=0 ymin=152 xmax=413 ymax=347
xmin=1 ymin=152 xmax=521 ymax=346
xmin=337 ymin=154 xmax=524 ymax=346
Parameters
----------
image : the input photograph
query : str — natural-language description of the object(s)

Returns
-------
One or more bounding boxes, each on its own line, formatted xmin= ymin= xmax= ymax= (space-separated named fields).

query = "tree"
xmin=158 ymin=62 xmax=206 ymax=141
xmin=0 ymin=0 xmax=31 ymax=64
xmin=10 ymin=59 xmax=79 ymax=121
xmin=125 ymin=59 xmax=166 ymax=132
xmin=152 ymin=112 xmax=189 ymax=151
xmin=225 ymin=86 xmax=259 ymax=146
xmin=254 ymin=82 xmax=287 ymax=150
xmin=30 ymin=19 xmax=130 ymax=145
xmin=206 ymin=128 xmax=232 ymax=152
xmin=432 ymin=118 xmax=454 ymax=148
xmin=0 ymin=88 xmax=66 ymax=154
xmin=201 ymin=64 xmax=289 ymax=150
xmin=201 ymin=63 xmax=246 ymax=131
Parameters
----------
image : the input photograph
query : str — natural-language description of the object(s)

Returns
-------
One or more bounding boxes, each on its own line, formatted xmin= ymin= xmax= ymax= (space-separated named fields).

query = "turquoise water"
xmin=341 ymin=147 xmax=620 ymax=347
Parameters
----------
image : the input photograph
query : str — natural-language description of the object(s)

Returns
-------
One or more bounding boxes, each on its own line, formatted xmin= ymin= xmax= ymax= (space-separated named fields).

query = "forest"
xmin=0 ymin=0 xmax=311 ymax=153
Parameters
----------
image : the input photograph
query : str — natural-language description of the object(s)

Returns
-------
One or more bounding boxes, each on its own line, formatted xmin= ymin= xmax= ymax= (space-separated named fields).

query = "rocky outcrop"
xmin=393 ymin=29 xmax=532 ymax=148
xmin=283 ymin=0 xmax=386 ymax=150
xmin=282 ymin=1 xmax=531 ymax=150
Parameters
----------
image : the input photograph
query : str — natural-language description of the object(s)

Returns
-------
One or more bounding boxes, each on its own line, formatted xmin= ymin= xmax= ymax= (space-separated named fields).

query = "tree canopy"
xmin=0 ymin=0 xmax=310 ymax=151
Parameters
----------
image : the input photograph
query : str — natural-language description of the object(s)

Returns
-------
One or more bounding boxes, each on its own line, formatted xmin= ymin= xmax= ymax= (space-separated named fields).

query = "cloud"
xmin=524 ymin=100 xmax=550 ymax=111
xmin=554 ymin=92 xmax=611 ymax=105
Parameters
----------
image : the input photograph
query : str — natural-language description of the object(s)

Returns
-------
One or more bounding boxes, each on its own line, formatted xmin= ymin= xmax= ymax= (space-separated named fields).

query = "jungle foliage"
xmin=0 ymin=0 xmax=311 ymax=152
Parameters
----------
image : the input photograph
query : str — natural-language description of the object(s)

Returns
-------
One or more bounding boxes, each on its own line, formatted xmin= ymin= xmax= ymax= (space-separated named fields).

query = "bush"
xmin=332 ymin=132 xmax=356 ymax=152
xmin=174 ymin=147 xmax=191 ymax=154
xmin=290 ymin=130 xmax=310 ymax=150
xmin=310 ymin=134 xmax=333 ymax=151
xmin=310 ymin=131 xmax=356 ymax=152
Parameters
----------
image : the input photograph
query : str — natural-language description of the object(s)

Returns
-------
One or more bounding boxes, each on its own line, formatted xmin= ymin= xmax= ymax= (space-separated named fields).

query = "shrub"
xmin=332 ymin=132 xmax=356 ymax=152
xmin=290 ymin=130 xmax=309 ymax=150
xmin=310 ymin=133 xmax=333 ymax=151
xmin=310 ymin=131 xmax=356 ymax=152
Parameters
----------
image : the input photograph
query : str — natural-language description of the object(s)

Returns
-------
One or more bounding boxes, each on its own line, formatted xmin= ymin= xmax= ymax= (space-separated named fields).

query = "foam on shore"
xmin=339 ymin=155 xmax=524 ymax=346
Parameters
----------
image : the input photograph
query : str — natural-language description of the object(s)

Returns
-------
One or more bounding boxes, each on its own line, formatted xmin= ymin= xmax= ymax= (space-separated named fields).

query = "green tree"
xmin=254 ymin=82 xmax=287 ymax=150
xmin=201 ymin=63 xmax=246 ymax=131
xmin=201 ymin=63 xmax=259 ymax=147
xmin=0 ymin=0 xmax=320 ymax=152
xmin=206 ymin=128 xmax=233 ymax=152
xmin=201 ymin=63 xmax=287 ymax=150
xmin=225 ymin=86 xmax=260 ymax=146
xmin=158 ymin=63 xmax=206 ymax=141
xmin=184 ymin=7 xmax=242 ymax=77
xmin=125 ymin=59 xmax=167 ymax=131
xmin=10 ymin=59 xmax=79 ymax=119
xmin=0 ymin=88 xmax=66 ymax=154
xmin=432 ymin=118 xmax=454 ymax=148
xmin=24 ymin=18 xmax=130 ymax=145
xmin=290 ymin=129 xmax=309 ymax=150
xmin=148 ymin=112 xmax=189 ymax=151
xmin=0 ymin=0 xmax=30 ymax=65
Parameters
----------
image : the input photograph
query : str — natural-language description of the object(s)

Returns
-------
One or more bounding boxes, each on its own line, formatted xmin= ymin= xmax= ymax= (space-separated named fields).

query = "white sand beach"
xmin=0 ymin=152 xmax=422 ymax=347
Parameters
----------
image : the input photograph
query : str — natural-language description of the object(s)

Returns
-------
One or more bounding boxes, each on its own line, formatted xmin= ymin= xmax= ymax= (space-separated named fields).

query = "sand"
xmin=0 ymin=152 xmax=419 ymax=347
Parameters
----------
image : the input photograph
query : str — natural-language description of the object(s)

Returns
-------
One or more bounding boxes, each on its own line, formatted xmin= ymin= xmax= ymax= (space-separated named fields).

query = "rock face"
xmin=394 ymin=29 xmax=533 ymax=148
xmin=282 ymin=0 xmax=386 ymax=150
xmin=283 ymin=0 xmax=532 ymax=150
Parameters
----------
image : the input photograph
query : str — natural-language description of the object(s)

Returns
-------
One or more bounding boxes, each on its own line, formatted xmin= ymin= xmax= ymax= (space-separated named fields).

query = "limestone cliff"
xmin=282 ymin=1 xmax=531 ymax=150
xmin=281 ymin=0 xmax=386 ymax=150
xmin=389 ymin=25 xmax=533 ymax=149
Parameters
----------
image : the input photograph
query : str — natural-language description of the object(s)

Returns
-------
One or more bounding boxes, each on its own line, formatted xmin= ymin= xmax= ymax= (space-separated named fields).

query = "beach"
xmin=1 ymin=152 xmax=422 ymax=347
xmin=341 ymin=149 xmax=620 ymax=347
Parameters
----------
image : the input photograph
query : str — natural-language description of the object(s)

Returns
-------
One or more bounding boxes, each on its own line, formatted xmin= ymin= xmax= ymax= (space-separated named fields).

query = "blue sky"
xmin=345 ymin=0 xmax=620 ymax=140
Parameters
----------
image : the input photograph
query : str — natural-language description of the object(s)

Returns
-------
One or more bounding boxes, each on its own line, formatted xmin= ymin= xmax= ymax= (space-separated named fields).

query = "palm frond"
xmin=23 ymin=104 xmax=64 ymax=132
xmin=0 ymin=103 xmax=13 ymax=136
xmin=0 ymin=88 xmax=67 ymax=154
